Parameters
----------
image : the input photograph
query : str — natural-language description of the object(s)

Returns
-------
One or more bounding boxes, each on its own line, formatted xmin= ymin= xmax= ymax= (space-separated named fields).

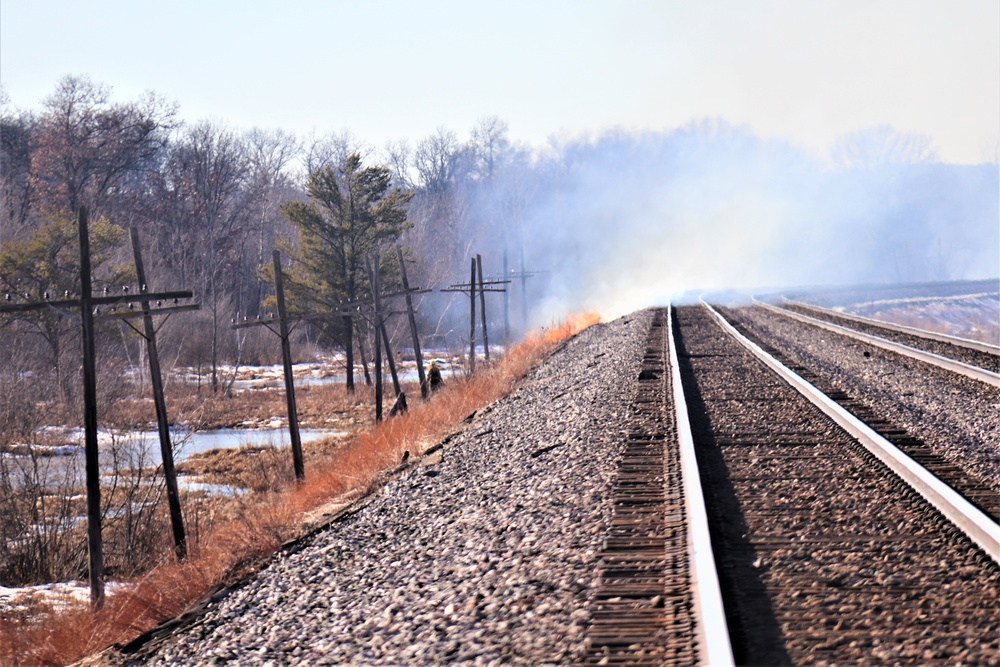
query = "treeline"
xmin=0 ymin=76 xmax=538 ymax=409
xmin=3 ymin=75 xmax=999 ymax=412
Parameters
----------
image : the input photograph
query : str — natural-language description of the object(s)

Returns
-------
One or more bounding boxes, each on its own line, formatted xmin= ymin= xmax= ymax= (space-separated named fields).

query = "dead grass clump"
xmin=0 ymin=312 xmax=600 ymax=667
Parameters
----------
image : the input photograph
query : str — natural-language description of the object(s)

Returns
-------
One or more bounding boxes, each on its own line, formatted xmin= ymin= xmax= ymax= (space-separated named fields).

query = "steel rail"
xmin=703 ymin=301 xmax=1000 ymax=565
xmin=779 ymin=297 xmax=1000 ymax=356
xmin=753 ymin=299 xmax=1000 ymax=389
xmin=666 ymin=304 xmax=735 ymax=667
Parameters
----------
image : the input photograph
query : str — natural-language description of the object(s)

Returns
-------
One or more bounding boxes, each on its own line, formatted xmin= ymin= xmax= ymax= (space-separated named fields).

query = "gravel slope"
xmin=121 ymin=310 xmax=654 ymax=667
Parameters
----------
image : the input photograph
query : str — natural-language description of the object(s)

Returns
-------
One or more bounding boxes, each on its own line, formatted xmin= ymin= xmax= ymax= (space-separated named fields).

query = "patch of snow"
xmin=176 ymin=478 xmax=245 ymax=497
xmin=0 ymin=580 xmax=134 ymax=614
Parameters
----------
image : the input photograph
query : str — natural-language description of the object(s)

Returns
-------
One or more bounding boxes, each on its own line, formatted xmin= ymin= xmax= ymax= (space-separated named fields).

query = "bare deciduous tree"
xmin=30 ymin=75 xmax=177 ymax=217
xmin=164 ymin=121 xmax=253 ymax=392
xmin=832 ymin=125 xmax=939 ymax=169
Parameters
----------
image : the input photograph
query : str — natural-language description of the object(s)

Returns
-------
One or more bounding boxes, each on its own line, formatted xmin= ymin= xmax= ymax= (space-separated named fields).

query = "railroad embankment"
xmin=106 ymin=311 xmax=654 ymax=666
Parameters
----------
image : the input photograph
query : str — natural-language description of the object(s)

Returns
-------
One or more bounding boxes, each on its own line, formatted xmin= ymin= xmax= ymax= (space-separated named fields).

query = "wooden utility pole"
xmin=499 ymin=246 xmax=544 ymax=332
xmin=397 ymin=246 xmax=427 ymax=398
xmin=78 ymin=208 xmax=104 ymax=609
xmin=366 ymin=255 xmax=385 ymax=421
xmin=502 ymin=250 xmax=511 ymax=345
xmin=365 ymin=252 xmax=412 ymax=420
xmin=468 ymin=258 xmax=477 ymax=374
xmin=1 ymin=208 xmax=198 ymax=609
xmin=130 ymin=228 xmax=186 ymax=560
xmin=520 ymin=244 xmax=528 ymax=327
xmin=370 ymin=259 xmax=401 ymax=399
xmin=477 ymin=255 xmax=490 ymax=364
xmin=273 ymin=251 xmax=304 ymax=480
xmin=441 ymin=256 xmax=509 ymax=376
xmin=380 ymin=320 xmax=401 ymax=396
xmin=232 ymin=250 xmax=304 ymax=481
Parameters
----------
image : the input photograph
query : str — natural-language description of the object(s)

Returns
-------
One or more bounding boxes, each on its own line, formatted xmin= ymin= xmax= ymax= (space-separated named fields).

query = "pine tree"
xmin=276 ymin=153 xmax=413 ymax=391
xmin=0 ymin=213 xmax=131 ymax=401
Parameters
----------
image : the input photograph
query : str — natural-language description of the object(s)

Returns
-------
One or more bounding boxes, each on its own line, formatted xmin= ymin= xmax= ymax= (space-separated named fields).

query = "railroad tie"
xmin=582 ymin=311 xmax=697 ymax=667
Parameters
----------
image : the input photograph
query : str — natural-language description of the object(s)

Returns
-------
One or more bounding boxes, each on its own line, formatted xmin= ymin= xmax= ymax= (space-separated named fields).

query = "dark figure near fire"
xmin=425 ymin=360 xmax=444 ymax=393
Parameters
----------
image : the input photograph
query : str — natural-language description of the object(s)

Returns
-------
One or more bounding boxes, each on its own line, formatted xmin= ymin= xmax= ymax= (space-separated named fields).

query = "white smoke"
xmin=495 ymin=121 xmax=999 ymax=323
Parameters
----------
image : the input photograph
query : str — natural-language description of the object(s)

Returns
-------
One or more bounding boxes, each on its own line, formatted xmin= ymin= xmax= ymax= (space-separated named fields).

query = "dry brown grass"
xmin=0 ymin=312 xmax=601 ymax=667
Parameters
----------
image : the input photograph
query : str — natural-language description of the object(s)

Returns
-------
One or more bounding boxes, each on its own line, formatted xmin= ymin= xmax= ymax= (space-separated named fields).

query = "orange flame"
xmin=526 ymin=311 xmax=603 ymax=345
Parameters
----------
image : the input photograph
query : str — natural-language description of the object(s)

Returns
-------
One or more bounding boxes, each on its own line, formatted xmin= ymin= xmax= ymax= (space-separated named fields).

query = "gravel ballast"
xmin=122 ymin=311 xmax=654 ymax=666
xmin=726 ymin=306 xmax=1000 ymax=494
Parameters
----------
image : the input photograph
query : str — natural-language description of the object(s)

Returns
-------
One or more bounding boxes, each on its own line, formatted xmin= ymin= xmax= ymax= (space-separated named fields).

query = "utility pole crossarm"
xmin=0 ymin=290 xmax=196 ymax=314
xmin=96 ymin=303 xmax=200 ymax=321
xmin=441 ymin=288 xmax=508 ymax=293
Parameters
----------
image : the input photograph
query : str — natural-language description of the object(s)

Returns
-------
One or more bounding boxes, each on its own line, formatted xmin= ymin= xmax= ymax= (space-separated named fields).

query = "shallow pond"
xmin=2 ymin=427 xmax=340 ymax=489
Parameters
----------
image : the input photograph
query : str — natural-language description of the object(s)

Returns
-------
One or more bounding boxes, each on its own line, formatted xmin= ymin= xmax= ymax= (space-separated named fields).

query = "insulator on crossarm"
xmin=4 ymin=293 xmax=10 ymax=301
xmin=141 ymin=284 xmax=147 ymax=293
xmin=44 ymin=292 xmax=50 ymax=300
xmin=123 ymin=285 xmax=130 ymax=293
xmin=103 ymin=287 xmax=109 ymax=296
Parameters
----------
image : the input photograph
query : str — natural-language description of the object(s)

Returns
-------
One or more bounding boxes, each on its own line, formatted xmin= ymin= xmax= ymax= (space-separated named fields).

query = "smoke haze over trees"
xmin=1 ymin=75 xmax=997 ymax=389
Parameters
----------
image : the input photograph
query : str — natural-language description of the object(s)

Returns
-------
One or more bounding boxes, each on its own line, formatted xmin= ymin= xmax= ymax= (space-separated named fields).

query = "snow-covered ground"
xmin=172 ymin=350 xmax=472 ymax=392
xmin=789 ymin=280 xmax=1000 ymax=346
xmin=842 ymin=292 xmax=999 ymax=345
xmin=0 ymin=580 xmax=133 ymax=615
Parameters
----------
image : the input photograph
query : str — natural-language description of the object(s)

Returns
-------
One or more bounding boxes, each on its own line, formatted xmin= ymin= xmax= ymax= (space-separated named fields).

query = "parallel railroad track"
xmin=719 ymin=304 xmax=1000 ymax=527
xmin=670 ymin=303 xmax=999 ymax=665
xmin=773 ymin=299 xmax=1000 ymax=376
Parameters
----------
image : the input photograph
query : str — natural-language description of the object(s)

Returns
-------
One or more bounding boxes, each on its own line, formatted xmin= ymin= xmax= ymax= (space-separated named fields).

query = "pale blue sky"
xmin=1 ymin=0 xmax=998 ymax=163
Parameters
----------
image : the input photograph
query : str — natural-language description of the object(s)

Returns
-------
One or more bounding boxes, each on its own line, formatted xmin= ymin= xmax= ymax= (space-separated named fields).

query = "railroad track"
xmin=763 ymin=299 xmax=1000 ymax=381
xmin=669 ymin=303 xmax=1000 ymax=665
xmin=779 ymin=298 xmax=1000 ymax=359
xmin=583 ymin=309 xmax=730 ymax=666
xmin=719 ymin=303 xmax=1000 ymax=527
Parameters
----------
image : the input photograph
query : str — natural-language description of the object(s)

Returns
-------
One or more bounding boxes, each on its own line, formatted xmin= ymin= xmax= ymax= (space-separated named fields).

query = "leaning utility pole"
xmin=366 ymin=254 xmax=387 ymax=421
xmin=129 ymin=228 xmax=187 ymax=560
xmin=502 ymin=250 xmax=511 ymax=345
xmin=468 ymin=258 xmax=476 ymax=374
xmin=507 ymin=245 xmax=543 ymax=330
xmin=78 ymin=207 xmax=103 ymax=609
xmin=274 ymin=250 xmax=304 ymax=480
xmin=397 ymin=246 xmax=427 ymax=397
xmin=1 ymin=208 xmax=198 ymax=608
xmin=476 ymin=255 xmax=490 ymax=364
xmin=232 ymin=250 xmax=304 ymax=481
